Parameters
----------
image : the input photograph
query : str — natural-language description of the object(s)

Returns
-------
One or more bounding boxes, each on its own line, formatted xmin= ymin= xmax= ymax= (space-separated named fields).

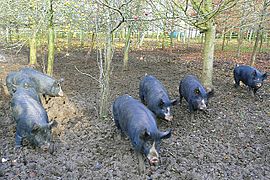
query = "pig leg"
xmin=190 ymin=112 xmax=195 ymax=122
xmin=179 ymin=94 xmax=183 ymax=104
xmin=137 ymin=152 xmax=145 ymax=174
xmin=113 ymin=116 xmax=124 ymax=140
xmin=49 ymin=143 xmax=55 ymax=154
xmin=15 ymin=132 xmax=23 ymax=149
xmin=188 ymin=104 xmax=195 ymax=121
xmin=112 ymin=111 xmax=121 ymax=130
xmin=234 ymin=76 xmax=240 ymax=88
xmin=253 ymin=88 xmax=258 ymax=95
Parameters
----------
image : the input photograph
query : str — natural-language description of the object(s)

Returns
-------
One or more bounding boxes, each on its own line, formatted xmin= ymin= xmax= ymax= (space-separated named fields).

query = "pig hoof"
xmin=49 ymin=144 xmax=55 ymax=154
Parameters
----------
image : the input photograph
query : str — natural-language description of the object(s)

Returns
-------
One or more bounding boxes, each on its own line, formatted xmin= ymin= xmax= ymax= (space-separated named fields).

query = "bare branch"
xmin=96 ymin=0 xmax=132 ymax=33
xmin=74 ymin=65 xmax=100 ymax=83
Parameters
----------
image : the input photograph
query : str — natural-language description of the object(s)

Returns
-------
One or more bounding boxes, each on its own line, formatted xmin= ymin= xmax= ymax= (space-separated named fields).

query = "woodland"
xmin=0 ymin=0 xmax=269 ymax=179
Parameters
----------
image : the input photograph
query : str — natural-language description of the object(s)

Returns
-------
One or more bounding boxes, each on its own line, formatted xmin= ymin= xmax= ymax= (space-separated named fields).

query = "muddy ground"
xmin=0 ymin=46 xmax=269 ymax=179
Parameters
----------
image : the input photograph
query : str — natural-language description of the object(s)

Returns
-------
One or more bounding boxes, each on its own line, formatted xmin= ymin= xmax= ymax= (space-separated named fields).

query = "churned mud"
xmin=0 ymin=46 xmax=269 ymax=179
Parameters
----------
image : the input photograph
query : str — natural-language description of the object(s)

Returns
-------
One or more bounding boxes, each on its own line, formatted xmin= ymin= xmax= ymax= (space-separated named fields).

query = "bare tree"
xmin=47 ymin=0 xmax=55 ymax=76
xmin=148 ymin=0 xmax=236 ymax=90
xmin=250 ymin=0 xmax=269 ymax=66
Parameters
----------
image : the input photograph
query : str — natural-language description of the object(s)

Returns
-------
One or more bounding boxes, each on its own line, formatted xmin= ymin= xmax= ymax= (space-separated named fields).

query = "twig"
xmin=74 ymin=65 xmax=100 ymax=83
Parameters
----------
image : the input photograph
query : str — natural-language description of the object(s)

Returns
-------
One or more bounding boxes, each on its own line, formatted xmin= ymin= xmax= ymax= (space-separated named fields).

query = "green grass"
xmin=2 ymin=32 xmax=270 ymax=54
xmin=215 ymin=39 xmax=270 ymax=53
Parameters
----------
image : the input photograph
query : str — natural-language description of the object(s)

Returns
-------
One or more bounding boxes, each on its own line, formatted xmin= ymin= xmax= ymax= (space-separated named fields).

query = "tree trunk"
xmin=187 ymin=27 xmax=191 ymax=48
xmin=80 ymin=29 xmax=84 ymax=48
xmin=183 ymin=29 xmax=187 ymax=44
xmin=248 ymin=29 xmax=253 ymax=42
xmin=237 ymin=28 xmax=243 ymax=58
xmin=250 ymin=0 xmax=267 ymax=66
xmin=138 ymin=32 xmax=145 ymax=47
xmin=267 ymin=32 xmax=269 ymax=47
xmin=221 ymin=29 xmax=226 ymax=51
xmin=156 ymin=31 xmax=160 ymax=41
xmin=123 ymin=25 xmax=132 ymax=70
xmin=29 ymin=0 xmax=37 ymax=65
xmin=226 ymin=30 xmax=233 ymax=45
xmin=99 ymin=13 xmax=113 ymax=119
xmin=177 ymin=32 xmax=181 ymax=42
xmin=47 ymin=0 xmax=55 ymax=76
xmin=250 ymin=28 xmax=260 ymax=66
xmin=86 ymin=32 xmax=95 ymax=57
xmin=136 ymin=31 xmax=140 ymax=47
xmin=258 ymin=31 xmax=264 ymax=53
xmin=5 ymin=27 xmax=11 ymax=43
xmin=67 ymin=28 xmax=72 ymax=52
xmin=200 ymin=33 xmax=204 ymax=45
xmin=29 ymin=31 xmax=37 ymax=65
xmin=16 ymin=26 xmax=20 ymax=41
xmin=202 ymin=21 xmax=216 ymax=90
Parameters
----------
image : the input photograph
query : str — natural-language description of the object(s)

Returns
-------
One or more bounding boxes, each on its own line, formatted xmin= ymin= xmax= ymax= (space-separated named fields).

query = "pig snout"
xmin=41 ymin=144 xmax=49 ymax=151
xmin=255 ymin=83 xmax=262 ymax=88
xmin=147 ymin=142 xmax=159 ymax=166
xmin=41 ymin=143 xmax=54 ymax=153
xmin=164 ymin=115 xmax=173 ymax=121
xmin=58 ymin=89 xmax=64 ymax=96
xmin=198 ymin=99 xmax=207 ymax=110
xmin=164 ymin=107 xmax=173 ymax=121
xmin=149 ymin=157 xmax=159 ymax=166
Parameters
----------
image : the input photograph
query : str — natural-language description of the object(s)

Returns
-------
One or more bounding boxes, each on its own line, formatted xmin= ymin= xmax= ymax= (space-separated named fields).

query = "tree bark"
xmin=67 ymin=28 xmax=72 ymax=52
xmin=221 ymin=29 xmax=226 ymax=51
xmin=47 ymin=0 xmax=55 ymax=76
xmin=123 ymin=25 xmax=132 ymax=70
xmin=248 ymin=29 xmax=253 ymax=42
xmin=267 ymin=32 xmax=269 ymax=47
xmin=237 ymin=28 xmax=243 ymax=58
xmin=162 ymin=21 xmax=166 ymax=50
xmin=187 ymin=27 xmax=191 ymax=48
xmin=86 ymin=32 xmax=95 ymax=57
xmin=258 ymin=31 xmax=264 ymax=53
xmin=139 ymin=32 xmax=145 ymax=47
xmin=250 ymin=28 xmax=260 ymax=66
xmin=202 ymin=21 xmax=216 ymax=90
xmin=80 ymin=29 xmax=84 ymax=48
xmin=5 ymin=27 xmax=11 ymax=43
xmin=29 ymin=31 xmax=37 ymax=65
xmin=250 ymin=0 xmax=267 ymax=66
xmin=99 ymin=15 xmax=113 ymax=119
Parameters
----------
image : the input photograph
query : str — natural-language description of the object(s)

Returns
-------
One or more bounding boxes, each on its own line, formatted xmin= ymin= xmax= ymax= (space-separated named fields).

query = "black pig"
xmin=11 ymin=87 xmax=56 ymax=153
xmin=6 ymin=71 xmax=36 ymax=96
xmin=113 ymin=95 xmax=171 ymax=173
xmin=139 ymin=75 xmax=178 ymax=121
xmin=233 ymin=64 xmax=267 ymax=96
xmin=20 ymin=67 xmax=64 ymax=97
xmin=179 ymin=75 xmax=213 ymax=120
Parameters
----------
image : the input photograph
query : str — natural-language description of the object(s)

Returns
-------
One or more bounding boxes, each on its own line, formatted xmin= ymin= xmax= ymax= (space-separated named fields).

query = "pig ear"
xmin=139 ymin=128 xmax=151 ymax=140
xmin=59 ymin=78 xmax=64 ymax=83
xmin=32 ymin=123 xmax=40 ymax=132
xmin=48 ymin=120 xmax=58 ymax=129
xmin=160 ymin=129 xmax=172 ymax=139
xmin=171 ymin=98 xmax=178 ymax=106
xmin=207 ymin=89 xmax=214 ymax=98
xmin=262 ymin=73 xmax=267 ymax=80
xmin=194 ymin=88 xmax=201 ymax=95
xmin=252 ymin=70 xmax=257 ymax=76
